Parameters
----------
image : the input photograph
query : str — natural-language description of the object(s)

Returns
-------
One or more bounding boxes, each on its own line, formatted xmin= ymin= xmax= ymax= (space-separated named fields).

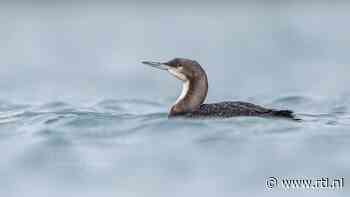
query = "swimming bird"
xmin=142 ymin=58 xmax=297 ymax=119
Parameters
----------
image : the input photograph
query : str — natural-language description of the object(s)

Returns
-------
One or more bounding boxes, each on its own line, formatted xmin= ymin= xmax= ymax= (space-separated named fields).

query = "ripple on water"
xmin=95 ymin=99 xmax=163 ymax=115
xmin=0 ymin=96 xmax=349 ymax=143
xmin=272 ymin=95 xmax=313 ymax=105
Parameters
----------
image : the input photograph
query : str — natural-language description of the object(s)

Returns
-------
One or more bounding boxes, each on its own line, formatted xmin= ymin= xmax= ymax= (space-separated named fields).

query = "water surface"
xmin=0 ymin=96 xmax=349 ymax=196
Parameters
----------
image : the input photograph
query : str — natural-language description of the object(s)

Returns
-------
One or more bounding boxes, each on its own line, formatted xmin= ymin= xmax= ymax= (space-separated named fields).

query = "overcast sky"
xmin=1 ymin=2 xmax=349 ymax=103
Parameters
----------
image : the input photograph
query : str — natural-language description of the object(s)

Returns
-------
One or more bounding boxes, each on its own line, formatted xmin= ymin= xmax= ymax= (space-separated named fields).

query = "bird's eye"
xmin=177 ymin=64 xmax=181 ymax=67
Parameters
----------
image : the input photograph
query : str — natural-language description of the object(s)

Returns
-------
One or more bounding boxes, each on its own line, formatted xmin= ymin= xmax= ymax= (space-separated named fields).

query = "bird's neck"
xmin=170 ymin=75 xmax=208 ymax=116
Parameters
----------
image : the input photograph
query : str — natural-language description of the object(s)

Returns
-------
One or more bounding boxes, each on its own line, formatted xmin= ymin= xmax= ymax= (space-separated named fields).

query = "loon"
xmin=142 ymin=58 xmax=297 ymax=119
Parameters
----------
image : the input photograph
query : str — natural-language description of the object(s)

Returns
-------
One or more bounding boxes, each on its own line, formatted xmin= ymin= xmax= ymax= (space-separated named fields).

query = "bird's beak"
xmin=142 ymin=61 xmax=169 ymax=70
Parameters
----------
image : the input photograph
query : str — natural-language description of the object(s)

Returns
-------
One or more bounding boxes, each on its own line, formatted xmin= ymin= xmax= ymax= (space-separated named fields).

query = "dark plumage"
xmin=177 ymin=101 xmax=296 ymax=119
xmin=142 ymin=58 xmax=298 ymax=120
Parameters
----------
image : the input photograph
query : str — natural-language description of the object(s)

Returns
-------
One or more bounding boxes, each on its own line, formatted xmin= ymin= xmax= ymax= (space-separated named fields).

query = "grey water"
xmin=1 ymin=2 xmax=350 ymax=197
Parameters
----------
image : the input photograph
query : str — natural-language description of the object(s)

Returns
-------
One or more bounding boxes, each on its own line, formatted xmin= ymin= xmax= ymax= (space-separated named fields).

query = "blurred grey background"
xmin=1 ymin=1 xmax=349 ymax=104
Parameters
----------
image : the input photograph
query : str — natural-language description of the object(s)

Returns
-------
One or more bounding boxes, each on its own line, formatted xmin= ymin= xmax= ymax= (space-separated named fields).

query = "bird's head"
xmin=142 ymin=58 xmax=205 ymax=82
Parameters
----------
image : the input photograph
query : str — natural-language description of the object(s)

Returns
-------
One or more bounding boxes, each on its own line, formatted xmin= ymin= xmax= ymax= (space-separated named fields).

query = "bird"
xmin=142 ymin=58 xmax=297 ymax=119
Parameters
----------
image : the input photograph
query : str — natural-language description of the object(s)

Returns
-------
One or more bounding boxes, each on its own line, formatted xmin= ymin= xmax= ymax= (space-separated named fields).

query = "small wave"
xmin=33 ymin=101 xmax=75 ymax=113
xmin=97 ymin=99 xmax=162 ymax=107
xmin=330 ymin=105 xmax=348 ymax=115
xmin=0 ymin=100 xmax=29 ymax=112
xmin=94 ymin=99 xmax=164 ymax=115
xmin=272 ymin=95 xmax=314 ymax=106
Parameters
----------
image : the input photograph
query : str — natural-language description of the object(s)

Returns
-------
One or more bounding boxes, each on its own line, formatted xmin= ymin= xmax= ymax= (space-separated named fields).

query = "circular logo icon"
xmin=266 ymin=177 xmax=278 ymax=189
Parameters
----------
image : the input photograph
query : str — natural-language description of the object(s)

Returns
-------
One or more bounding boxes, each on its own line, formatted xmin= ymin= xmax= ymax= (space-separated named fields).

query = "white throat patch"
xmin=175 ymin=80 xmax=190 ymax=105
xmin=167 ymin=67 xmax=190 ymax=105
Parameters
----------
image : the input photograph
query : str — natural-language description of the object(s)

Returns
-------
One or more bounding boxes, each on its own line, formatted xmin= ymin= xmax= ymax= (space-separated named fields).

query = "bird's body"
xmin=175 ymin=101 xmax=295 ymax=119
xmin=142 ymin=58 xmax=297 ymax=120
